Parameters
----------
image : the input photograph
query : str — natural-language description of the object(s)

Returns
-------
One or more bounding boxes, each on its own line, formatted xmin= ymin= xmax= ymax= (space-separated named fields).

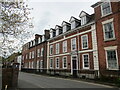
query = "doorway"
xmin=71 ymin=56 xmax=77 ymax=77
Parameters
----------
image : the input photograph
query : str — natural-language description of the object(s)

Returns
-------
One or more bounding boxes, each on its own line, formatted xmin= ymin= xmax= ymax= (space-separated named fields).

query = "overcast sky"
xmin=28 ymin=0 xmax=100 ymax=37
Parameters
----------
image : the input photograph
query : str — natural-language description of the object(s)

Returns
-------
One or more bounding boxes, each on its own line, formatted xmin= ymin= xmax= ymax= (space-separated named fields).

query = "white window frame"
xmin=101 ymin=1 xmax=112 ymax=17
xmin=50 ymin=45 xmax=53 ymax=55
xmin=37 ymin=60 xmax=39 ymax=69
xmin=42 ymin=35 xmax=45 ymax=42
xmin=63 ymin=41 xmax=67 ymax=53
xmin=50 ymin=58 xmax=53 ymax=69
xmin=37 ymin=49 xmax=40 ymax=57
xmin=40 ymin=60 xmax=43 ymax=69
xmin=41 ymin=48 xmax=43 ymax=56
xmin=22 ymin=56 xmax=24 ymax=61
xmin=81 ymin=34 xmax=88 ymax=49
xmin=71 ymin=21 xmax=76 ymax=29
xmin=26 ymin=54 xmax=28 ymax=59
xmin=29 ymin=52 xmax=31 ymax=59
xmin=33 ymin=40 xmax=35 ymax=46
xmin=102 ymin=18 xmax=115 ymax=41
xmin=31 ymin=61 xmax=33 ymax=69
xmin=63 ymin=25 xmax=67 ymax=33
xmin=104 ymin=46 xmax=118 ymax=70
xmin=62 ymin=56 xmax=67 ymax=69
xmin=55 ymin=57 xmax=59 ymax=69
xmin=32 ymin=51 xmax=34 ymax=59
xmin=38 ymin=37 xmax=41 ymax=43
xmin=30 ymin=41 xmax=32 ymax=47
xmin=82 ymin=54 xmax=89 ymax=69
xmin=71 ymin=38 xmax=76 ymax=51
xmin=81 ymin=16 xmax=87 ymax=25
xmin=56 ymin=43 xmax=59 ymax=54
xmin=50 ymin=32 xmax=53 ymax=38
xmin=56 ymin=29 xmax=59 ymax=36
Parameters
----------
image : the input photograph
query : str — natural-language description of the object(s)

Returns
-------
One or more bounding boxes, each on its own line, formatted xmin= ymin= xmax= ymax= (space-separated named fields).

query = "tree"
xmin=0 ymin=0 xmax=33 ymax=58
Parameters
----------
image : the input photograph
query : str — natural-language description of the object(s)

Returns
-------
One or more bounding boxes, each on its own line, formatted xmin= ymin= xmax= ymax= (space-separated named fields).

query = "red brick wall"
xmin=94 ymin=2 xmax=120 ymax=70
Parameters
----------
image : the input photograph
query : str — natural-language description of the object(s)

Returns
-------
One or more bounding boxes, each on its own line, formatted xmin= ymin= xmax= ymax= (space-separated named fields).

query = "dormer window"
xmin=50 ymin=29 xmax=56 ymax=38
xmin=101 ymin=2 xmax=112 ymax=16
xmin=81 ymin=16 xmax=87 ymax=25
xmin=56 ymin=29 xmax=59 ymax=36
xmin=53 ymin=31 xmax=56 ymax=37
xmin=55 ymin=25 xmax=62 ymax=35
xmin=63 ymin=26 xmax=66 ymax=33
xmin=33 ymin=40 xmax=35 ymax=46
xmin=50 ymin=32 xmax=52 ymax=38
xmin=42 ymin=35 xmax=45 ymax=42
xmin=71 ymin=21 xmax=76 ymax=29
xmin=69 ymin=16 xmax=80 ymax=30
xmin=30 ymin=41 xmax=32 ymax=47
xmin=38 ymin=37 xmax=41 ymax=43
xmin=79 ymin=11 xmax=90 ymax=25
xmin=62 ymin=21 xmax=71 ymax=33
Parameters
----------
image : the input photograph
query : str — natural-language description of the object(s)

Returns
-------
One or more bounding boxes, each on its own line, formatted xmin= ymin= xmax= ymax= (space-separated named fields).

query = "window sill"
xmin=82 ymin=47 xmax=88 ymax=50
xmin=106 ymin=68 xmax=119 ymax=71
xmin=104 ymin=38 xmax=116 ymax=42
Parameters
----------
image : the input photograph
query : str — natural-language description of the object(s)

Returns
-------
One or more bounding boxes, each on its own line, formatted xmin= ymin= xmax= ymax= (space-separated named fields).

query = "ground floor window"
xmin=63 ymin=57 xmax=67 ymax=69
xmin=82 ymin=54 xmax=89 ymax=69
xmin=40 ymin=60 xmax=43 ymax=69
xmin=106 ymin=50 xmax=118 ymax=69
xmin=56 ymin=58 xmax=59 ymax=69
xmin=50 ymin=58 xmax=53 ymax=68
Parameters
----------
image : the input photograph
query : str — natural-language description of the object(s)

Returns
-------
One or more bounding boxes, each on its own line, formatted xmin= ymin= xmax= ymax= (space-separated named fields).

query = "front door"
xmin=72 ymin=56 xmax=77 ymax=77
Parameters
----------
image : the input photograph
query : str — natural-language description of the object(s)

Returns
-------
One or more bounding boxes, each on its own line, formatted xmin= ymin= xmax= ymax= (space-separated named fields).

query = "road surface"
xmin=18 ymin=72 xmax=114 ymax=88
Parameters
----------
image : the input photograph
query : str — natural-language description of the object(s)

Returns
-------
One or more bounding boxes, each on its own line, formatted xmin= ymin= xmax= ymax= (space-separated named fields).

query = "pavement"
xmin=18 ymin=72 xmax=115 ymax=88
xmin=0 ymin=66 xmax=2 ymax=89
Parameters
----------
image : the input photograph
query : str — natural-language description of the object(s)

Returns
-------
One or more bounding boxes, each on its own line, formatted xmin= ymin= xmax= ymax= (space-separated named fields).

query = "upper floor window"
xmin=53 ymin=31 xmax=56 ymax=37
xmin=71 ymin=21 xmax=76 ymax=29
xmin=81 ymin=16 xmax=87 ymax=25
xmin=26 ymin=54 xmax=28 ymax=59
xmin=22 ymin=56 xmax=24 ymax=60
xmin=33 ymin=40 xmax=35 ymax=46
xmin=56 ymin=43 xmax=59 ymax=54
xmin=32 ymin=51 xmax=34 ymax=59
xmin=101 ymin=2 xmax=112 ymax=16
xmin=102 ymin=19 xmax=115 ymax=41
xmin=42 ymin=36 xmax=45 ymax=42
xmin=63 ymin=26 xmax=67 ymax=33
xmin=38 ymin=37 xmax=41 ymax=43
xmin=63 ymin=41 xmax=67 ymax=52
xmin=71 ymin=38 xmax=76 ymax=51
xmin=30 ymin=41 xmax=32 ymax=47
xmin=50 ymin=45 xmax=53 ymax=55
xmin=50 ymin=32 xmax=52 ymax=38
xmin=37 ymin=49 xmax=40 ymax=57
xmin=81 ymin=35 xmax=88 ymax=49
xmin=41 ymin=48 xmax=43 ymax=56
xmin=29 ymin=52 xmax=31 ymax=59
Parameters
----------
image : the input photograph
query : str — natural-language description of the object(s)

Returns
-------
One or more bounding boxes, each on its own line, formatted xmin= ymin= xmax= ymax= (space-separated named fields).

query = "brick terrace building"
xmin=92 ymin=0 xmax=120 ymax=77
xmin=22 ymin=0 xmax=120 ymax=78
xmin=47 ymin=11 xmax=99 ymax=78
xmin=22 ymin=30 xmax=50 ymax=73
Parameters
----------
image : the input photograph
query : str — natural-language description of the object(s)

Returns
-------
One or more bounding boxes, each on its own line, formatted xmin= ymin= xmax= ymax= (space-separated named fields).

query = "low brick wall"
xmin=2 ymin=64 xmax=19 ymax=89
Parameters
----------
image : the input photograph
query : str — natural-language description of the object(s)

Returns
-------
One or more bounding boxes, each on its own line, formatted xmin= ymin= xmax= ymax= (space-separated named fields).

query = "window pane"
xmin=107 ymin=50 xmax=117 ymax=69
